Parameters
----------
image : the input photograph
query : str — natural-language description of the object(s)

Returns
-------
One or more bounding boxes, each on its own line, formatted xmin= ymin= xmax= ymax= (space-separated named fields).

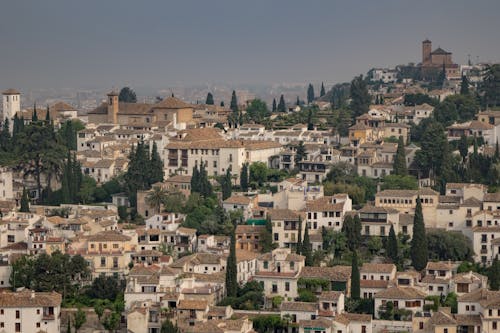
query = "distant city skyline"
xmin=1 ymin=0 xmax=499 ymax=91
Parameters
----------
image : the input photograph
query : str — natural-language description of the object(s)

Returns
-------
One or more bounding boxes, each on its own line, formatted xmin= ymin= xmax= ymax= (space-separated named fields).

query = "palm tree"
xmin=146 ymin=186 xmax=168 ymax=214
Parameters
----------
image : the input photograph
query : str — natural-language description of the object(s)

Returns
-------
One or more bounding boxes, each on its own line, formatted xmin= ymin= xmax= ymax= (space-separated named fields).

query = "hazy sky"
xmin=1 ymin=0 xmax=499 ymax=90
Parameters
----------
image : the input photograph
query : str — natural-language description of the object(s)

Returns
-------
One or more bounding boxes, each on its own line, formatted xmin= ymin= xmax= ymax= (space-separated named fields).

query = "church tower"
xmin=422 ymin=39 xmax=432 ymax=65
xmin=2 ymin=89 xmax=21 ymax=124
xmin=107 ymin=90 xmax=119 ymax=124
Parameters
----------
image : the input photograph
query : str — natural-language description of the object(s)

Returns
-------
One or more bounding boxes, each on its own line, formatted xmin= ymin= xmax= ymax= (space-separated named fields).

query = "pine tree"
xmin=460 ymin=75 xmax=470 ymax=95
xmin=411 ymin=197 xmax=428 ymax=271
xmin=240 ymin=163 xmax=249 ymax=192
xmin=307 ymin=84 xmax=315 ymax=104
xmin=387 ymin=225 xmax=399 ymax=264
xmin=226 ymin=222 xmax=238 ymax=297
xmin=272 ymin=98 xmax=277 ymax=112
xmin=20 ymin=187 xmax=29 ymax=212
xmin=393 ymin=136 xmax=408 ymax=176
xmin=278 ymin=95 xmax=286 ymax=113
xmin=350 ymin=251 xmax=360 ymax=299
xmin=150 ymin=142 xmax=164 ymax=184
xmin=489 ymin=256 xmax=500 ymax=290
xmin=320 ymin=82 xmax=326 ymax=97
xmin=302 ymin=224 xmax=313 ymax=266
xmin=206 ymin=92 xmax=214 ymax=105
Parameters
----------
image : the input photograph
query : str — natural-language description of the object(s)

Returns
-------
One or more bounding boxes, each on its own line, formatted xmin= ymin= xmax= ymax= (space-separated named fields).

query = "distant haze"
xmin=1 ymin=0 xmax=499 ymax=91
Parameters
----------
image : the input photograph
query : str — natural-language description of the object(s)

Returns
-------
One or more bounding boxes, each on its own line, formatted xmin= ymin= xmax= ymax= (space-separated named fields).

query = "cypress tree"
xmin=226 ymin=222 xmax=238 ymax=297
xmin=150 ymin=142 xmax=164 ymax=184
xmin=0 ymin=119 xmax=11 ymax=151
xmin=32 ymin=104 xmax=38 ymax=122
xmin=296 ymin=217 xmax=303 ymax=254
xmin=460 ymin=76 xmax=470 ymax=95
xmin=20 ymin=187 xmax=29 ymax=212
xmin=320 ymin=82 xmax=326 ymax=97
xmin=296 ymin=96 xmax=300 ymax=106
xmin=45 ymin=105 xmax=51 ymax=122
xmin=278 ymin=95 xmax=286 ymax=113
xmin=353 ymin=215 xmax=362 ymax=248
xmin=393 ymin=136 xmax=407 ymax=176
xmin=61 ymin=152 xmax=72 ymax=203
xmin=67 ymin=317 xmax=71 ymax=333
xmin=307 ymin=110 xmax=314 ymax=130
xmin=489 ymin=256 xmax=500 ymax=290
xmin=221 ymin=167 xmax=232 ymax=200
xmin=191 ymin=164 xmax=200 ymax=193
xmin=199 ymin=161 xmax=212 ymax=197
xmin=240 ymin=163 xmax=249 ymax=192
xmin=350 ymin=251 xmax=360 ymax=299
xmin=230 ymin=90 xmax=238 ymax=113
xmin=206 ymin=92 xmax=214 ymax=105
xmin=71 ymin=153 xmax=83 ymax=202
xmin=272 ymin=98 xmax=277 ymax=112
xmin=302 ymin=224 xmax=313 ymax=266
xmin=307 ymin=84 xmax=315 ymax=104
xmin=411 ymin=197 xmax=428 ymax=271
xmin=387 ymin=225 xmax=399 ymax=263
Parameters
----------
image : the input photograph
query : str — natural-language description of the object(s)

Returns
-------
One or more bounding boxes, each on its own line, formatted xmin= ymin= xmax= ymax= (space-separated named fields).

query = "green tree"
xmin=458 ymin=134 xmax=469 ymax=162
xmin=307 ymin=83 xmax=315 ymax=104
xmin=249 ymin=162 xmax=267 ymax=187
xmin=67 ymin=317 xmax=71 ymax=333
xmin=351 ymin=251 xmax=360 ymax=299
xmin=350 ymin=75 xmax=371 ymax=118
xmin=368 ymin=236 xmax=383 ymax=255
xmin=73 ymin=307 xmax=86 ymax=333
xmin=20 ymin=187 xmax=29 ymax=212
xmin=320 ymin=82 xmax=326 ymax=97
xmin=260 ymin=216 xmax=276 ymax=253
xmin=411 ymin=197 xmax=428 ymax=271
xmin=302 ymin=224 xmax=313 ymax=266
xmin=489 ymin=256 xmax=500 ymax=290
xmin=118 ymin=87 xmax=137 ymax=103
xmin=102 ymin=311 xmax=120 ymax=333
xmin=393 ymin=136 xmax=407 ymax=176
xmin=415 ymin=121 xmax=448 ymax=181
xmin=460 ymin=75 xmax=470 ymax=95
xmin=246 ymin=99 xmax=270 ymax=123
xmin=295 ymin=141 xmax=307 ymax=165
xmin=426 ymin=229 xmax=473 ymax=261
xmin=161 ymin=320 xmax=181 ymax=333
xmin=481 ymin=64 xmax=500 ymax=107
xmin=307 ymin=109 xmax=314 ymax=130
xmin=226 ymin=222 xmax=238 ymax=297
xmin=278 ymin=95 xmax=286 ymax=113
xmin=380 ymin=175 xmax=418 ymax=190
xmin=387 ymin=225 xmax=399 ymax=263
xmin=206 ymin=92 xmax=214 ymax=105
xmin=342 ymin=215 xmax=361 ymax=251
xmin=240 ymin=163 xmax=249 ymax=191
xmin=272 ymin=98 xmax=277 ymax=112
xmin=296 ymin=217 xmax=303 ymax=255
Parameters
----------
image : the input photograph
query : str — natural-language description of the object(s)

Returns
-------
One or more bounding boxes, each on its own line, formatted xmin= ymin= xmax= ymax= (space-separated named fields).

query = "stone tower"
xmin=2 ymin=89 xmax=21 ymax=124
xmin=422 ymin=39 xmax=432 ymax=65
xmin=107 ymin=90 xmax=119 ymax=124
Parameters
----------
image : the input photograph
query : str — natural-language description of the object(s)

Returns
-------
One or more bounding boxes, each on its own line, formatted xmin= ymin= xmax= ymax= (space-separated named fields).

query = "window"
xmin=494 ymin=321 xmax=498 ymax=330
xmin=15 ymin=323 xmax=21 ymax=332
xmin=100 ymin=257 xmax=106 ymax=267
xmin=16 ymin=310 xmax=20 ymax=318
xmin=263 ymin=261 xmax=268 ymax=269
xmin=443 ymin=329 xmax=448 ymax=333
xmin=285 ymin=282 xmax=290 ymax=291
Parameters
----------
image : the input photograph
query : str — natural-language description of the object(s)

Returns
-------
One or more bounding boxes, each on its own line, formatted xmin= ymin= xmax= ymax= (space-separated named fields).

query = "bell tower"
xmin=107 ymin=90 xmax=119 ymax=124
xmin=422 ymin=39 xmax=432 ymax=65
